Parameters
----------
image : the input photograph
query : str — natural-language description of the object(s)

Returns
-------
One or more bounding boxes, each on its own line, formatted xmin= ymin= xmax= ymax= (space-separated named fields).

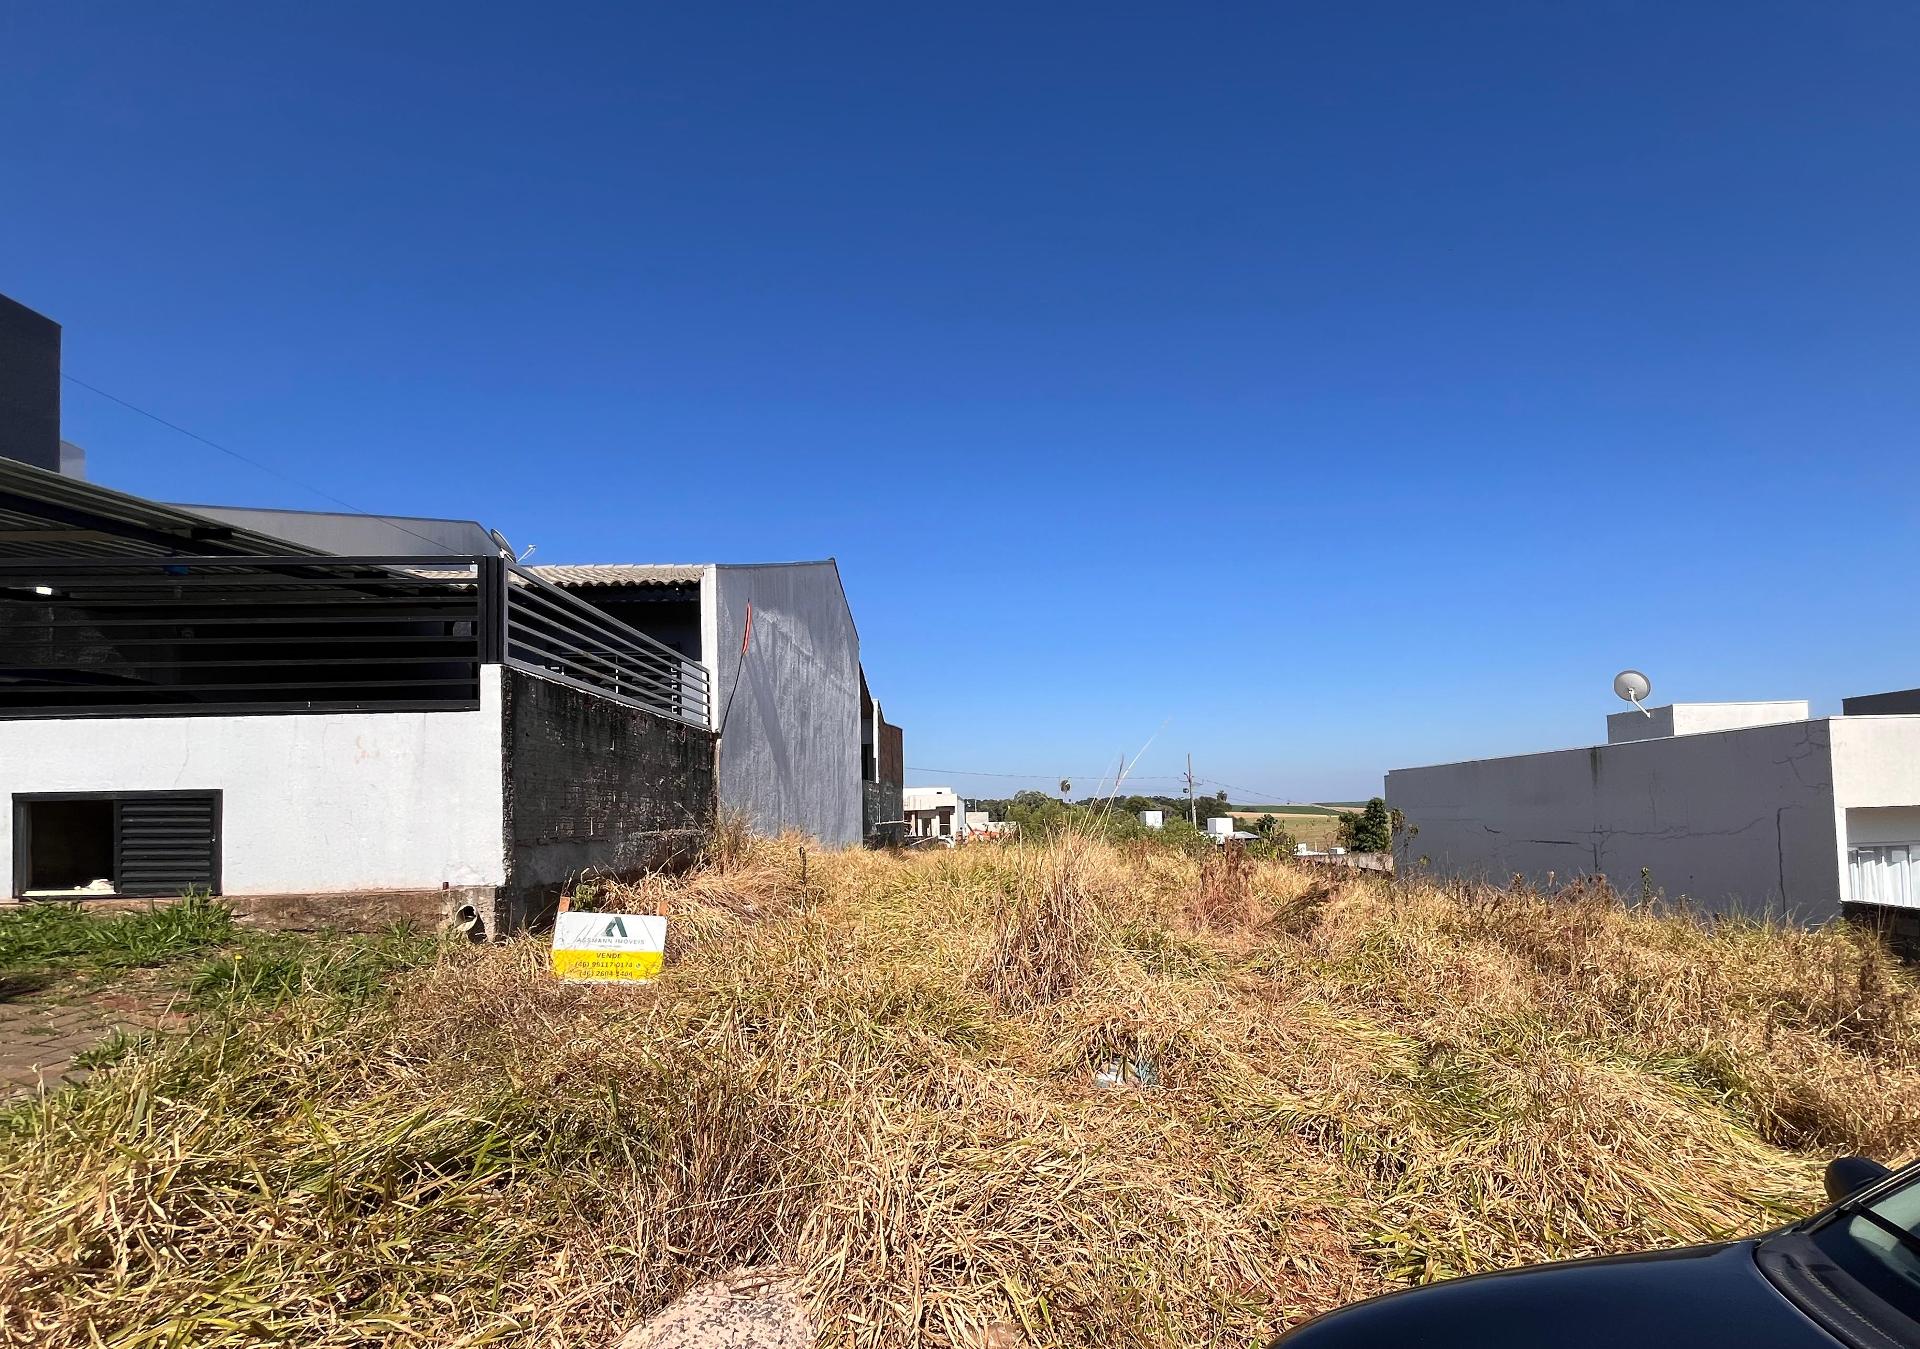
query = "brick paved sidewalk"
xmin=0 ymin=973 xmax=189 ymax=1101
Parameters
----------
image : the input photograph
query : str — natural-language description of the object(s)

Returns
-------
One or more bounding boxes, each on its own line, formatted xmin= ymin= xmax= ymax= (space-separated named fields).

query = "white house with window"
xmin=903 ymin=786 xmax=964 ymax=840
xmin=1387 ymin=698 xmax=1920 ymax=924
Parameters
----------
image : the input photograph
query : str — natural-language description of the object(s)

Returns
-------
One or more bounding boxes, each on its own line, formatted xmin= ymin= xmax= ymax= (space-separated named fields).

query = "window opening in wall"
xmin=1850 ymin=843 xmax=1920 ymax=909
xmin=13 ymin=792 xmax=222 ymax=899
xmin=19 ymin=799 xmax=115 ymax=895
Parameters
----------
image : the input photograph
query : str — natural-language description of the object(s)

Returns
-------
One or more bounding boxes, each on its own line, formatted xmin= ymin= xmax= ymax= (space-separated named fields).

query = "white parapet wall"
xmin=1606 ymin=701 xmax=1810 ymax=744
xmin=1 ymin=666 xmax=506 ymax=896
xmin=1831 ymin=715 xmax=1920 ymax=814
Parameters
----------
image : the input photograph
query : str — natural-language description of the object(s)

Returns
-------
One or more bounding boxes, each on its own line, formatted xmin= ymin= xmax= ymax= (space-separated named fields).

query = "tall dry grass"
xmin=2 ymin=836 xmax=1917 ymax=1347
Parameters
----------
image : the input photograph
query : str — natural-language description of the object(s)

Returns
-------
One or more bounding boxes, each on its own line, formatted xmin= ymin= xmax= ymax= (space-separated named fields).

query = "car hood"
xmin=1278 ymin=1240 xmax=1840 ymax=1349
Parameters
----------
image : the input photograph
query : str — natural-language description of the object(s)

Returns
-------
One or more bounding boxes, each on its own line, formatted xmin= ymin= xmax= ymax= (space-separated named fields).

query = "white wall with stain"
xmin=1 ymin=667 xmax=505 ymax=896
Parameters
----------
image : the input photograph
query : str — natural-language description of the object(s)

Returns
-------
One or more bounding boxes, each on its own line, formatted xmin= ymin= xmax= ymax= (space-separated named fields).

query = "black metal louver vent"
xmin=114 ymin=793 xmax=220 ymax=897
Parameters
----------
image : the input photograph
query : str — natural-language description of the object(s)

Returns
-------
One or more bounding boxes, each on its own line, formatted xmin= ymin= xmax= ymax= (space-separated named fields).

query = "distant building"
xmin=903 ymin=786 xmax=963 ymax=840
xmin=861 ymin=670 xmax=904 ymax=845
xmin=964 ymin=810 xmax=1014 ymax=837
xmin=1388 ymin=699 xmax=1920 ymax=923
xmin=1205 ymin=816 xmax=1258 ymax=844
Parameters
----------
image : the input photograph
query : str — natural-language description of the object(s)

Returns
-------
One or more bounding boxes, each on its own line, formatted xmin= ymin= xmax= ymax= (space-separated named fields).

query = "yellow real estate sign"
xmin=551 ymin=911 xmax=667 ymax=983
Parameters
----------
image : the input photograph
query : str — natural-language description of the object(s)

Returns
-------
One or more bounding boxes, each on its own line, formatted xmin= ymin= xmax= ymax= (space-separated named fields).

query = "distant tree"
xmin=1254 ymin=813 xmax=1279 ymax=836
xmin=1006 ymin=789 xmax=1069 ymax=834
xmin=1155 ymin=813 xmax=1215 ymax=857
xmin=1339 ymin=797 xmax=1393 ymax=853
xmin=1249 ymin=824 xmax=1300 ymax=860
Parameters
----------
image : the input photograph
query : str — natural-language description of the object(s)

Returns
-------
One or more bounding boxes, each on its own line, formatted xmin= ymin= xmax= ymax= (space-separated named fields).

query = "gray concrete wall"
xmin=501 ymin=667 xmax=716 ymax=901
xmin=710 ymin=562 xmax=862 ymax=847
xmin=1388 ymin=718 xmax=1843 ymax=920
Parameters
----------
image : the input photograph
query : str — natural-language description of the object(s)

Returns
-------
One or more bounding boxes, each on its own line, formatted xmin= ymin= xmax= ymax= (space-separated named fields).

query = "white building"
xmin=1205 ymin=816 xmax=1258 ymax=844
xmin=1387 ymin=699 xmax=1920 ymax=922
xmin=903 ymin=786 xmax=963 ymax=839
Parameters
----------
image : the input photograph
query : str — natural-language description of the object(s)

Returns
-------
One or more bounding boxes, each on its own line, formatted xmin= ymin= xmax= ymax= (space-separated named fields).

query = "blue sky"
xmin=5 ymin=4 xmax=1918 ymax=801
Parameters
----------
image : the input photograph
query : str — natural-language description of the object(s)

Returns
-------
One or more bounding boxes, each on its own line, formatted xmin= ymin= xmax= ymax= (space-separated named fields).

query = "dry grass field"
xmin=3 ymin=834 xmax=1918 ymax=1348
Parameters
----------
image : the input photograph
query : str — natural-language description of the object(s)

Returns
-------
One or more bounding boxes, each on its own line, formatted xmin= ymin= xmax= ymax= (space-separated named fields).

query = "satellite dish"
xmin=489 ymin=529 xmax=538 ymax=563
xmin=1613 ymin=669 xmax=1653 ymax=717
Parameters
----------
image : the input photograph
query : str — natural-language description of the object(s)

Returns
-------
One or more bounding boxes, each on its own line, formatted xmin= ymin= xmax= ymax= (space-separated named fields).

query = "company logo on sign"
xmin=551 ymin=911 xmax=666 ymax=982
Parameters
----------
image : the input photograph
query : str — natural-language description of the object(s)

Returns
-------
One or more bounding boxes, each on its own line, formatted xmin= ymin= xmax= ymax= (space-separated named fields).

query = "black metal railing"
xmin=501 ymin=561 xmax=711 ymax=728
xmin=0 ymin=555 xmax=712 ymax=727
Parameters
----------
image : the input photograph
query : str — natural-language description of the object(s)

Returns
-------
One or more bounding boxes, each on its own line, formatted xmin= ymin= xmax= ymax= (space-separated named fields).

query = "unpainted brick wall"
xmin=502 ymin=669 xmax=717 ymax=893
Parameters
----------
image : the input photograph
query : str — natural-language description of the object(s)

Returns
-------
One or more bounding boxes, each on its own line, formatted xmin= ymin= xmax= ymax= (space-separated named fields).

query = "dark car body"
xmin=1277 ymin=1159 xmax=1920 ymax=1349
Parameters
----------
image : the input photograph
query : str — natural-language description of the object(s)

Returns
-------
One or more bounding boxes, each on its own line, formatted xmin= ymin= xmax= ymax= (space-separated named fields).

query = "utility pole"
xmin=1186 ymin=753 xmax=1197 ymax=826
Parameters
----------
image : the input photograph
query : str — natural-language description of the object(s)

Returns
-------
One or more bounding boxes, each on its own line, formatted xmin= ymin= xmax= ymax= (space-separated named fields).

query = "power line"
xmin=62 ymin=373 xmax=464 ymax=556
xmin=907 ymin=765 xmax=1187 ymax=782
xmin=1193 ymin=775 xmax=1328 ymax=806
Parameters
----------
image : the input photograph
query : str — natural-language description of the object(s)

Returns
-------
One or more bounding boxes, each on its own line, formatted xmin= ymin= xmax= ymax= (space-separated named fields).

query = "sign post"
xmin=551 ymin=911 xmax=667 ymax=982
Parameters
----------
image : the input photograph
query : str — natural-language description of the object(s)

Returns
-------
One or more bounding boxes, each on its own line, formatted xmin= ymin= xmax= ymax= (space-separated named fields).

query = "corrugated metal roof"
xmin=529 ymin=563 xmax=707 ymax=587
xmin=0 ymin=457 xmax=319 ymax=560
xmin=173 ymin=504 xmax=496 ymax=558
